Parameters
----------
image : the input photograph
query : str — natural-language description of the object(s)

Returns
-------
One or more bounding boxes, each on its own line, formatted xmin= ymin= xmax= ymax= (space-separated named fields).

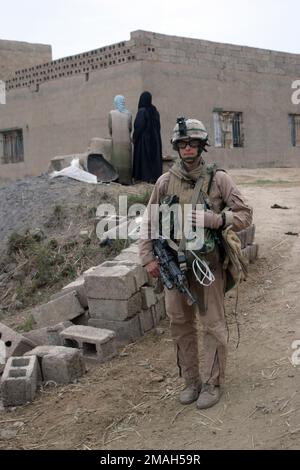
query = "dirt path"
xmin=1 ymin=170 xmax=300 ymax=450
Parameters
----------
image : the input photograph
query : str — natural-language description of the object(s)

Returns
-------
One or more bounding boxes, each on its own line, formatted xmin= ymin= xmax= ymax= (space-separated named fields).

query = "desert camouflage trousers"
xmin=164 ymin=248 xmax=228 ymax=385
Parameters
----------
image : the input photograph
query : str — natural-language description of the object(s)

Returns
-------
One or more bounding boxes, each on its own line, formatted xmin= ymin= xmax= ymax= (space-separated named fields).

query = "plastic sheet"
xmin=49 ymin=158 xmax=97 ymax=184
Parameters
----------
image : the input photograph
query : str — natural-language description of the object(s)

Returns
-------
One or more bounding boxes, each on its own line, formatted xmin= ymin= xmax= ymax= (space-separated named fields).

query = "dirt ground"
xmin=1 ymin=168 xmax=300 ymax=450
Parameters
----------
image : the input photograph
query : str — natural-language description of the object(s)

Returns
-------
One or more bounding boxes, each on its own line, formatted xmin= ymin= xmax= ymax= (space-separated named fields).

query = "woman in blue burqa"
xmin=132 ymin=91 xmax=163 ymax=183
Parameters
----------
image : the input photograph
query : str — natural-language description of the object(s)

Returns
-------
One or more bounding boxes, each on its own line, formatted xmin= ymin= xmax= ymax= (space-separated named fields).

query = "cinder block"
xmin=237 ymin=230 xmax=247 ymax=249
xmin=246 ymin=225 xmax=256 ymax=246
xmin=121 ymin=243 xmax=139 ymax=254
xmin=24 ymin=345 xmax=86 ymax=384
xmin=0 ymin=323 xmax=35 ymax=363
xmin=71 ymin=311 xmax=90 ymax=326
xmin=249 ymin=244 xmax=259 ymax=263
xmin=51 ymin=277 xmax=88 ymax=308
xmin=141 ymin=287 xmax=156 ymax=309
xmin=84 ymin=261 xmax=146 ymax=300
xmin=60 ymin=325 xmax=117 ymax=363
xmin=114 ymin=252 xmax=140 ymax=264
xmin=1 ymin=356 xmax=41 ymax=407
xmin=23 ymin=321 xmax=73 ymax=346
xmin=242 ymin=246 xmax=251 ymax=263
xmin=151 ymin=296 xmax=167 ymax=326
xmin=145 ymin=272 xmax=158 ymax=288
xmin=32 ymin=291 xmax=85 ymax=327
xmin=89 ymin=315 xmax=142 ymax=344
xmin=252 ymin=225 xmax=256 ymax=243
xmin=138 ymin=309 xmax=154 ymax=334
xmin=236 ymin=230 xmax=242 ymax=247
xmin=98 ymin=220 xmax=129 ymax=243
xmin=88 ymin=292 xmax=142 ymax=321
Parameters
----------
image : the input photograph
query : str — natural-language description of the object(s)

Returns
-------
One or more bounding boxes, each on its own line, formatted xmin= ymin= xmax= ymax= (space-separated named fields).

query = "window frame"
xmin=289 ymin=114 xmax=300 ymax=147
xmin=0 ymin=128 xmax=24 ymax=164
xmin=213 ymin=110 xmax=244 ymax=148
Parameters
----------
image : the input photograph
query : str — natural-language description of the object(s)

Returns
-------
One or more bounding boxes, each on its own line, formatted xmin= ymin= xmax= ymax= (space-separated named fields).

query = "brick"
xmin=0 ymin=323 xmax=35 ymax=363
xmin=51 ymin=276 xmax=88 ymax=308
xmin=141 ymin=287 xmax=156 ymax=309
xmin=24 ymin=345 xmax=86 ymax=384
xmin=1 ymin=356 xmax=41 ymax=407
xmin=88 ymin=315 xmax=142 ymax=344
xmin=138 ymin=309 xmax=154 ymax=334
xmin=60 ymin=325 xmax=117 ymax=363
xmin=88 ymin=292 xmax=142 ymax=321
xmin=84 ymin=261 xmax=146 ymax=300
xmin=32 ymin=291 xmax=85 ymax=327
xmin=23 ymin=321 xmax=73 ymax=346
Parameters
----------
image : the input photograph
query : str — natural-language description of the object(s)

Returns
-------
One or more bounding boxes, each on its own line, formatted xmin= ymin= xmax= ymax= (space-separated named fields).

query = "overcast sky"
xmin=1 ymin=0 xmax=299 ymax=59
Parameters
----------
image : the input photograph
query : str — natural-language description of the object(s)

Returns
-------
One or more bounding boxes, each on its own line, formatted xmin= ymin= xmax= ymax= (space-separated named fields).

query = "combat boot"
xmin=196 ymin=383 xmax=221 ymax=409
xmin=179 ymin=378 xmax=202 ymax=405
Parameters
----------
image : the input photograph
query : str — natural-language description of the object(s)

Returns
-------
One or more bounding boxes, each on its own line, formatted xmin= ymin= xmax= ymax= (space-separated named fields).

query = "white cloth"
xmin=50 ymin=158 xmax=97 ymax=184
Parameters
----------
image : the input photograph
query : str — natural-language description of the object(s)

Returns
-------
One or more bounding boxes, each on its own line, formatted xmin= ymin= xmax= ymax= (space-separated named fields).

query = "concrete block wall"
xmin=131 ymin=30 xmax=300 ymax=76
xmin=0 ymin=39 xmax=52 ymax=81
xmin=5 ymin=39 xmax=136 ymax=91
xmin=140 ymin=60 xmax=300 ymax=169
xmin=84 ymin=255 xmax=165 ymax=344
xmin=23 ymin=231 xmax=257 ymax=349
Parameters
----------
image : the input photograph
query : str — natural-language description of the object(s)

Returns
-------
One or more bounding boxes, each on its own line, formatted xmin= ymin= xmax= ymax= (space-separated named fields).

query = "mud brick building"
xmin=0 ymin=30 xmax=300 ymax=182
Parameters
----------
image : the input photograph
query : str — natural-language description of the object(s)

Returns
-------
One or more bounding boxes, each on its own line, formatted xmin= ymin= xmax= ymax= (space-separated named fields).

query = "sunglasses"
xmin=177 ymin=139 xmax=202 ymax=149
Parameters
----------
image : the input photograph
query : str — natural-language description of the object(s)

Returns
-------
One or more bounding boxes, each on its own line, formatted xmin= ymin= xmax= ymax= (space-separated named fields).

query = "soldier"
xmin=139 ymin=117 xmax=253 ymax=409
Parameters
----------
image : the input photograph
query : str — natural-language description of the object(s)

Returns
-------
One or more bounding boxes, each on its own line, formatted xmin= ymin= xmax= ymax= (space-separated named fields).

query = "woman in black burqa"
xmin=132 ymin=91 xmax=163 ymax=183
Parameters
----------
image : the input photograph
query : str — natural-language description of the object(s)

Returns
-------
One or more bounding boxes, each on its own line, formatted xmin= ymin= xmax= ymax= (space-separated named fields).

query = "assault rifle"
xmin=153 ymin=238 xmax=197 ymax=305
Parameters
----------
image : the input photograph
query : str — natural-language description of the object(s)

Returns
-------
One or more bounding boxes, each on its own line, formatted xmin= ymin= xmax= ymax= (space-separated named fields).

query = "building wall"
xmin=0 ymin=30 xmax=300 ymax=182
xmin=135 ymin=31 xmax=300 ymax=168
xmin=0 ymin=61 xmax=143 ymax=181
xmin=0 ymin=39 xmax=52 ymax=80
xmin=141 ymin=60 xmax=300 ymax=168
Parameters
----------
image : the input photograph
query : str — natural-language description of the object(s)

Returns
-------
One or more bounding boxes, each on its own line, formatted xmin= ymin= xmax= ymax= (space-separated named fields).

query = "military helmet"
xmin=171 ymin=117 xmax=209 ymax=150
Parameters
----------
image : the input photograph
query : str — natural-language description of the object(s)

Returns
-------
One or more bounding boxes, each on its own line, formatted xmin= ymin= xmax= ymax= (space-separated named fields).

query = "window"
xmin=289 ymin=114 xmax=300 ymax=147
xmin=213 ymin=110 xmax=244 ymax=148
xmin=0 ymin=129 xmax=24 ymax=164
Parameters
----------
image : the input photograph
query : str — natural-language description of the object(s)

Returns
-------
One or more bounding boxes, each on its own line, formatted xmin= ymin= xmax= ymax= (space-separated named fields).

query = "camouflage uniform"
xmin=139 ymin=119 xmax=253 ymax=407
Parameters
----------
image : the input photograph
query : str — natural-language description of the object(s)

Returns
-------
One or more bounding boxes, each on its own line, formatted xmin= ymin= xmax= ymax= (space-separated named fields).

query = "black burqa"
xmin=132 ymin=91 xmax=163 ymax=183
